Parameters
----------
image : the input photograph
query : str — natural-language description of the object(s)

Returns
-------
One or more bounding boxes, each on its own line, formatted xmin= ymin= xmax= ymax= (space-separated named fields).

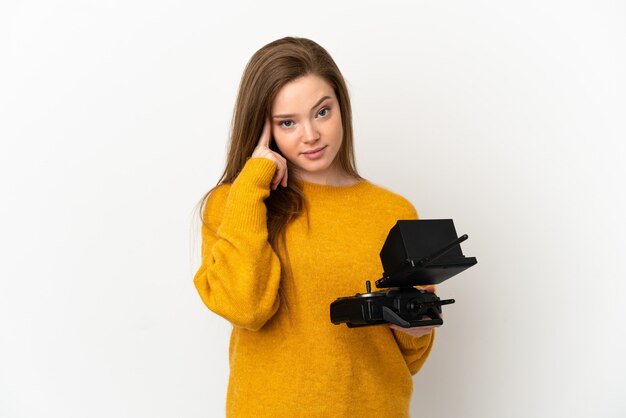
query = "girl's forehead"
xmin=272 ymin=75 xmax=336 ymax=112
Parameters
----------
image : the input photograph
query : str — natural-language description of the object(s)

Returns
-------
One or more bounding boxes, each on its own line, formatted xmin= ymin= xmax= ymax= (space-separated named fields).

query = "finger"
xmin=277 ymin=157 xmax=287 ymax=188
xmin=282 ymin=172 xmax=288 ymax=187
xmin=281 ymin=157 xmax=288 ymax=187
xmin=423 ymin=315 xmax=442 ymax=323
xmin=273 ymin=160 xmax=283 ymax=189
xmin=272 ymin=159 xmax=285 ymax=190
xmin=258 ymin=118 xmax=271 ymax=148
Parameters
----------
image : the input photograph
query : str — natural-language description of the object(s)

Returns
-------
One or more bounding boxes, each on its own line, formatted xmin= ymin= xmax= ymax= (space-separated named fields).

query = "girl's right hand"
xmin=251 ymin=117 xmax=288 ymax=190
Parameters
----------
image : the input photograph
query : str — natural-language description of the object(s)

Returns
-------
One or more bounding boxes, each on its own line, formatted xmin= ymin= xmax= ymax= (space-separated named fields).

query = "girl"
xmin=194 ymin=36 xmax=439 ymax=417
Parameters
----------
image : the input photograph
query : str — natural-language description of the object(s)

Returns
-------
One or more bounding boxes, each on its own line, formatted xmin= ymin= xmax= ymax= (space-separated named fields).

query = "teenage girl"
xmin=194 ymin=36 xmax=439 ymax=417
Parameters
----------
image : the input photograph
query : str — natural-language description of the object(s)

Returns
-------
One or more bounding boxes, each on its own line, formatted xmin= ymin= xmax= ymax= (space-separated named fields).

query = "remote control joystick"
xmin=330 ymin=219 xmax=477 ymax=328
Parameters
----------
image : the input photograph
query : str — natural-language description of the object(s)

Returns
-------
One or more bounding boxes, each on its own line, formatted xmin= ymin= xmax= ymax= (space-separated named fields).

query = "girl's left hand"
xmin=388 ymin=285 xmax=441 ymax=338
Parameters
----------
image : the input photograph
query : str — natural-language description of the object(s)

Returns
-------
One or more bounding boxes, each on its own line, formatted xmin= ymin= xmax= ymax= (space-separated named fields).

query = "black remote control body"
xmin=330 ymin=219 xmax=477 ymax=328
xmin=330 ymin=286 xmax=455 ymax=328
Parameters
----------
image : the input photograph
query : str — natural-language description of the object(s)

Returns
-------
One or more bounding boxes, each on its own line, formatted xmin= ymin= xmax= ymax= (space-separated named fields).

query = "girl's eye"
xmin=318 ymin=107 xmax=330 ymax=117
xmin=280 ymin=120 xmax=294 ymax=128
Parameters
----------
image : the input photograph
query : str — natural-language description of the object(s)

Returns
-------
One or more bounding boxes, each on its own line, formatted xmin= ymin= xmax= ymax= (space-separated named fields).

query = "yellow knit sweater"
xmin=194 ymin=158 xmax=435 ymax=417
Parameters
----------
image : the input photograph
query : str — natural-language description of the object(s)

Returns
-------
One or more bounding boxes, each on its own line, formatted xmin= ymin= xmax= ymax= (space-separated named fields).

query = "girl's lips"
xmin=302 ymin=145 xmax=326 ymax=154
xmin=302 ymin=145 xmax=327 ymax=159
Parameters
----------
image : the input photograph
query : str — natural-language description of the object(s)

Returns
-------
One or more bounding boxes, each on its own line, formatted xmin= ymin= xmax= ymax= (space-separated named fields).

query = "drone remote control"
xmin=330 ymin=219 xmax=477 ymax=328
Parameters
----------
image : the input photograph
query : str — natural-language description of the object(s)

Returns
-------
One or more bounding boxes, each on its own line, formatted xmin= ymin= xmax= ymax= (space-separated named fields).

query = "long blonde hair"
xmin=196 ymin=36 xmax=361 ymax=314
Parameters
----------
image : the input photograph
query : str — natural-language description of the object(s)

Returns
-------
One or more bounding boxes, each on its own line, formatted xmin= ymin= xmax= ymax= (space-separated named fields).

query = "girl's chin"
xmin=289 ymin=151 xmax=339 ymax=174
xmin=292 ymin=162 xmax=342 ymax=181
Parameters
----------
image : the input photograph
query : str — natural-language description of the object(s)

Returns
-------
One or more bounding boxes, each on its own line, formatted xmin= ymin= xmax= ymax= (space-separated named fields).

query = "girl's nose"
xmin=302 ymin=122 xmax=320 ymax=143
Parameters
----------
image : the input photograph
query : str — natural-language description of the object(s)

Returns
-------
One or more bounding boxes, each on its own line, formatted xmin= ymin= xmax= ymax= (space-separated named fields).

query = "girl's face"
xmin=270 ymin=74 xmax=345 ymax=185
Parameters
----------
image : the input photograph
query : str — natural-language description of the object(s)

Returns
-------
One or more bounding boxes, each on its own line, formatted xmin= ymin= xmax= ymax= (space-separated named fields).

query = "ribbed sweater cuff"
xmin=219 ymin=158 xmax=277 ymax=234
xmin=393 ymin=327 xmax=435 ymax=349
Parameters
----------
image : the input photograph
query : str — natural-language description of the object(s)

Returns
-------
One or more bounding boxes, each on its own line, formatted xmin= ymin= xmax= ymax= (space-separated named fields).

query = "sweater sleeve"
xmin=390 ymin=198 xmax=437 ymax=375
xmin=392 ymin=328 xmax=436 ymax=376
xmin=193 ymin=158 xmax=282 ymax=331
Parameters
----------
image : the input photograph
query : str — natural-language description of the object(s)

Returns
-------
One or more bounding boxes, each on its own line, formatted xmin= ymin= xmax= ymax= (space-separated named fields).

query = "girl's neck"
xmin=296 ymin=169 xmax=359 ymax=187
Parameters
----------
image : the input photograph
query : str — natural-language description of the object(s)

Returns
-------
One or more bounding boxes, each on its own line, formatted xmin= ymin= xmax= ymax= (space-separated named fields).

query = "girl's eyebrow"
xmin=272 ymin=96 xmax=331 ymax=119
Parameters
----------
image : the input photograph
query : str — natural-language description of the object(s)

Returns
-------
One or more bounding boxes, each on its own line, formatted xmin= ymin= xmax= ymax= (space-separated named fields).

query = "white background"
xmin=1 ymin=1 xmax=625 ymax=417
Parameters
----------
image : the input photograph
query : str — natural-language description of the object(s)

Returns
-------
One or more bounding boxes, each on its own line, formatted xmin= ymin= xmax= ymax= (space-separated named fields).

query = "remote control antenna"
xmin=419 ymin=234 xmax=469 ymax=266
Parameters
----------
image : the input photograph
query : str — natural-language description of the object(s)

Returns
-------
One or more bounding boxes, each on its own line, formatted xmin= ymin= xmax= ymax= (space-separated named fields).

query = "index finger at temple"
xmin=258 ymin=117 xmax=271 ymax=148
